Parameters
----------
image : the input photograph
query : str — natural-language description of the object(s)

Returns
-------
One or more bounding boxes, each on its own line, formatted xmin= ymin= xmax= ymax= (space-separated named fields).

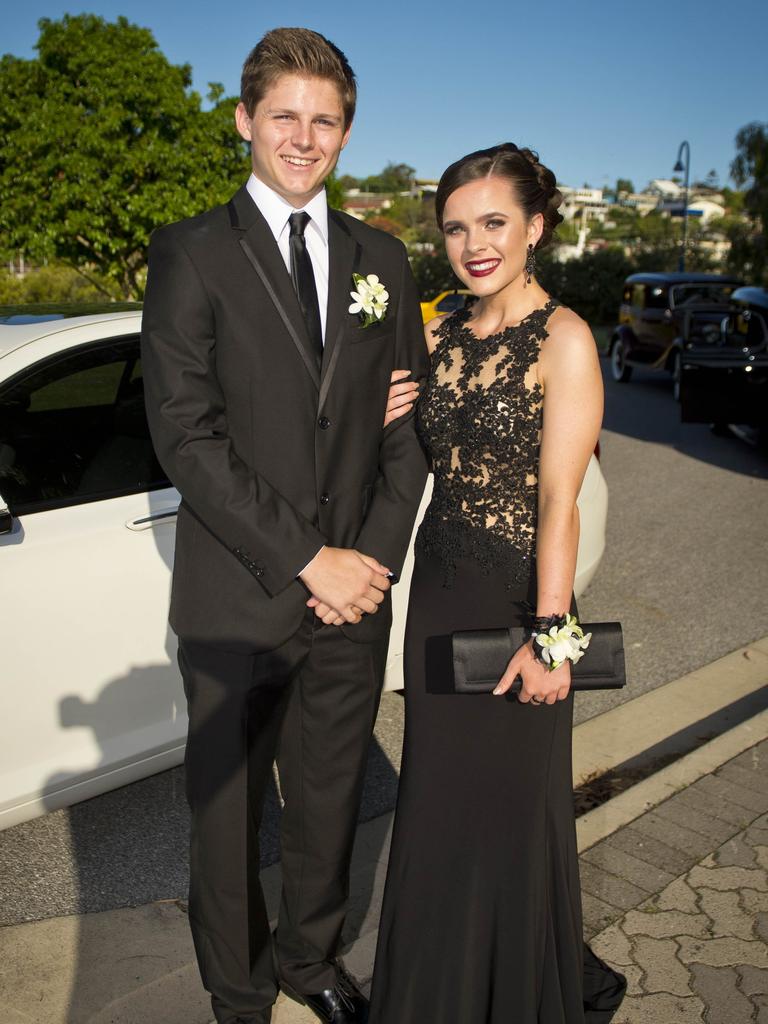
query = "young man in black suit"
xmin=141 ymin=27 xmax=428 ymax=1024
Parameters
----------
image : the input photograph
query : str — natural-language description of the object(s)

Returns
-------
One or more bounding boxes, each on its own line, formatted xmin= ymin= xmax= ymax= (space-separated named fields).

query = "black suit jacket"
xmin=141 ymin=184 xmax=429 ymax=652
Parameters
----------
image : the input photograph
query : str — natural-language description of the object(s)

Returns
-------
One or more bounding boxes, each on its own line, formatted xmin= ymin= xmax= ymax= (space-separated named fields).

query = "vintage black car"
xmin=680 ymin=286 xmax=768 ymax=432
xmin=609 ymin=272 xmax=742 ymax=396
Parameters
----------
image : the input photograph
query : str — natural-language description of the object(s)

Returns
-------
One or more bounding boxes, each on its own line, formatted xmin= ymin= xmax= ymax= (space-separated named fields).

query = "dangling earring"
xmin=525 ymin=243 xmax=536 ymax=285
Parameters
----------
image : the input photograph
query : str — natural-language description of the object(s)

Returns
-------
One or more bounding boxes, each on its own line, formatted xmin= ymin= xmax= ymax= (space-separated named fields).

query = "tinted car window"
xmin=734 ymin=309 xmax=767 ymax=348
xmin=0 ymin=337 xmax=169 ymax=515
xmin=671 ymin=284 xmax=736 ymax=307
xmin=631 ymin=284 xmax=645 ymax=307
xmin=645 ymin=285 xmax=668 ymax=310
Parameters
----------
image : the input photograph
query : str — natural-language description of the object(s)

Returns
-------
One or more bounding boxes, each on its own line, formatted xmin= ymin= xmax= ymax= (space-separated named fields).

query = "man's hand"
xmin=300 ymin=547 xmax=391 ymax=624
xmin=384 ymin=369 xmax=419 ymax=427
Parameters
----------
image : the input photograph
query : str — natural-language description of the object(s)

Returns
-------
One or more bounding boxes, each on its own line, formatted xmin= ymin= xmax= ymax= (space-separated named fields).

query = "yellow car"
xmin=420 ymin=289 xmax=474 ymax=323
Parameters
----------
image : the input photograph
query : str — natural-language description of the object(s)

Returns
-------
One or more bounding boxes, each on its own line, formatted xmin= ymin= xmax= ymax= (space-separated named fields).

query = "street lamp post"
xmin=674 ymin=140 xmax=690 ymax=272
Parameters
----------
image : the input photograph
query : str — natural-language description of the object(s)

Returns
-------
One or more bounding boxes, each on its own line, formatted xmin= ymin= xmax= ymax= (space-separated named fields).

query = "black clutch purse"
xmin=451 ymin=623 xmax=626 ymax=694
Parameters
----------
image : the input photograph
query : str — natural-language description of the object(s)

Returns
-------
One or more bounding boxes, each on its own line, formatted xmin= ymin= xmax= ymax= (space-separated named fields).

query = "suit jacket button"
xmin=320 ymin=492 xmax=330 ymax=505
xmin=318 ymin=416 xmax=331 ymax=430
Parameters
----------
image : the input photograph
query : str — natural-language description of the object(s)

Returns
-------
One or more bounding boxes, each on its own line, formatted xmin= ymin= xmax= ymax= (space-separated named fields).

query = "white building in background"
xmin=686 ymin=198 xmax=726 ymax=226
xmin=656 ymin=194 xmax=726 ymax=226
xmin=646 ymin=178 xmax=683 ymax=200
xmin=618 ymin=192 xmax=659 ymax=215
xmin=560 ymin=186 xmax=610 ymax=223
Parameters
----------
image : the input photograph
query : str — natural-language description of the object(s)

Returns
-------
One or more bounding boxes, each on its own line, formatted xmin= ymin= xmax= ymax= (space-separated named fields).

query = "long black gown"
xmin=368 ymin=301 xmax=626 ymax=1023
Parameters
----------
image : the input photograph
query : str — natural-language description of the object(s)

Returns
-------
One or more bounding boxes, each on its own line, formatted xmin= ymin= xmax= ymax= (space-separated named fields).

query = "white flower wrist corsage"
xmin=349 ymin=272 xmax=389 ymax=328
xmin=530 ymin=613 xmax=592 ymax=672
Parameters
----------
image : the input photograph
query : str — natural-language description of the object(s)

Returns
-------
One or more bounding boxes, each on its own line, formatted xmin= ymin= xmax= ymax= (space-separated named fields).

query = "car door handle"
xmin=125 ymin=507 xmax=179 ymax=531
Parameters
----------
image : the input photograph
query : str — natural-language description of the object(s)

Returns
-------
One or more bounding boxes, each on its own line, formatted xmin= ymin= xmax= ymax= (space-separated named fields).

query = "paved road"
xmin=1 ymin=358 xmax=766 ymax=926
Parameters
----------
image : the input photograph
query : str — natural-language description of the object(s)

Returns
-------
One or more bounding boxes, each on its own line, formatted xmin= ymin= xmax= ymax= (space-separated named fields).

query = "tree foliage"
xmin=359 ymin=162 xmax=416 ymax=193
xmin=727 ymin=121 xmax=768 ymax=285
xmin=324 ymin=171 xmax=346 ymax=210
xmin=0 ymin=264 xmax=109 ymax=304
xmin=379 ymin=194 xmax=441 ymax=246
xmin=409 ymin=248 xmax=461 ymax=299
xmin=0 ymin=14 xmax=250 ymax=298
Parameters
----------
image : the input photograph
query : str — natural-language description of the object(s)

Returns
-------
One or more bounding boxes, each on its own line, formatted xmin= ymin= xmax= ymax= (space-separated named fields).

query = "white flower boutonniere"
xmin=349 ymin=272 xmax=389 ymax=328
xmin=534 ymin=613 xmax=592 ymax=672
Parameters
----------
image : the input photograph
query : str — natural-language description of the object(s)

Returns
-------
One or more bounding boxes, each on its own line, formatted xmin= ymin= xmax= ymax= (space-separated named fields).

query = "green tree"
xmin=0 ymin=14 xmax=251 ymax=298
xmin=337 ymin=173 xmax=360 ymax=191
xmin=409 ymin=249 xmax=460 ymax=299
xmin=0 ymin=264 xmax=109 ymax=304
xmin=378 ymin=194 xmax=440 ymax=246
xmin=325 ymin=171 xmax=345 ymax=210
xmin=537 ymin=248 xmax=632 ymax=324
xmin=361 ymin=162 xmax=416 ymax=193
xmin=728 ymin=121 xmax=768 ymax=285
xmin=616 ymin=178 xmax=634 ymax=195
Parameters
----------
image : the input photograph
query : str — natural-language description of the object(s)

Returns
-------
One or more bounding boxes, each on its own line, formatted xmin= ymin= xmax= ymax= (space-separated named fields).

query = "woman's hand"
xmin=493 ymin=640 xmax=572 ymax=704
xmin=383 ymin=369 xmax=419 ymax=427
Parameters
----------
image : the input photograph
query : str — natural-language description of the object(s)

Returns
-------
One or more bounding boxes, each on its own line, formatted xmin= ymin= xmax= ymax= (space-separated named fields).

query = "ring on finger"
xmin=530 ymin=695 xmax=544 ymax=705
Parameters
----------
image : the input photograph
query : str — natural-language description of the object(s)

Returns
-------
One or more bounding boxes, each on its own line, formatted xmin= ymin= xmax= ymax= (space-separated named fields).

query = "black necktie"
xmin=288 ymin=211 xmax=323 ymax=368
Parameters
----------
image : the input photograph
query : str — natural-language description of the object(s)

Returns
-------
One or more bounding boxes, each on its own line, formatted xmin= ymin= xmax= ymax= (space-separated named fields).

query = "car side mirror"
xmin=0 ymin=489 xmax=13 ymax=535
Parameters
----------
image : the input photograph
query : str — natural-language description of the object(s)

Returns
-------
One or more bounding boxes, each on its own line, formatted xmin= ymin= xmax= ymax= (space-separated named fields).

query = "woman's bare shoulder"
xmin=542 ymin=305 xmax=597 ymax=361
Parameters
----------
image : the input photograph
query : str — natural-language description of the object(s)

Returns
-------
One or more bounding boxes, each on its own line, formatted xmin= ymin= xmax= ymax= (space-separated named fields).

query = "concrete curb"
xmin=577 ymin=706 xmax=768 ymax=853
xmin=572 ymin=634 xmax=768 ymax=786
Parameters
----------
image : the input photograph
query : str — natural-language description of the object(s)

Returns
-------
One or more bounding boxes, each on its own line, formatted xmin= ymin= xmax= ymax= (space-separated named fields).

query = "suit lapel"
xmin=319 ymin=209 xmax=361 ymax=410
xmin=228 ymin=186 xmax=321 ymax=390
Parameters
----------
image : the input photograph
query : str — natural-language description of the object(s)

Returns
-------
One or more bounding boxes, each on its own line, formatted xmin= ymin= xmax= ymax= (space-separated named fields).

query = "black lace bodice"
xmin=415 ymin=298 xmax=559 ymax=586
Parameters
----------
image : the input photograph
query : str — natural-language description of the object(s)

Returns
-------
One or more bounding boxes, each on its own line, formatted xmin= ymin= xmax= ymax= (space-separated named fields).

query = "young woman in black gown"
xmin=370 ymin=144 xmax=626 ymax=1023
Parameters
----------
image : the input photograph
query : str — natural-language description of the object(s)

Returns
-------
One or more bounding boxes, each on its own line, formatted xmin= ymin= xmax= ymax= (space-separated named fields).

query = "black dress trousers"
xmin=179 ymin=610 xmax=388 ymax=1024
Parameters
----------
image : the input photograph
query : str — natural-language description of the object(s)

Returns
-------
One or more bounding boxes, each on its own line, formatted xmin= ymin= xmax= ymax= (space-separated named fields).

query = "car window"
xmin=29 ymin=361 xmax=125 ymax=412
xmin=645 ymin=285 xmax=668 ymax=310
xmin=670 ymin=284 xmax=736 ymax=307
xmin=734 ymin=309 xmax=767 ymax=348
xmin=0 ymin=336 xmax=170 ymax=515
xmin=631 ymin=284 xmax=645 ymax=308
xmin=435 ymin=293 xmax=467 ymax=313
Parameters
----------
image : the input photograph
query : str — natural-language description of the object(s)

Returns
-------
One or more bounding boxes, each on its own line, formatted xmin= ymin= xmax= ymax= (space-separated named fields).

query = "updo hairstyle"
xmin=435 ymin=143 xmax=564 ymax=249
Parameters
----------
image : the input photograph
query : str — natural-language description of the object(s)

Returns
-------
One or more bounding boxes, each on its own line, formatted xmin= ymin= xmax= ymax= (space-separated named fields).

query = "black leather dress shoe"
xmin=280 ymin=960 xmax=369 ymax=1023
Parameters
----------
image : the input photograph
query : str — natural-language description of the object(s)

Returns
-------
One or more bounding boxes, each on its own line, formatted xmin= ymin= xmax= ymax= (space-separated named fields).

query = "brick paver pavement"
xmin=586 ymin=739 xmax=768 ymax=1023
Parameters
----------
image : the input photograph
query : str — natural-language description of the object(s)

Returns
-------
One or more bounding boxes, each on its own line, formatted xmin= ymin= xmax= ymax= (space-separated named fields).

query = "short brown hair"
xmin=435 ymin=143 xmax=564 ymax=250
xmin=241 ymin=28 xmax=357 ymax=126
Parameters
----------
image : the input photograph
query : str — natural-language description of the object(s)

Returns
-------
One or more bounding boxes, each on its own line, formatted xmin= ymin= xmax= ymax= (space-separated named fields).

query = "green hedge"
xmin=410 ymin=241 xmax=716 ymax=324
xmin=0 ymin=265 xmax=110 ymax=304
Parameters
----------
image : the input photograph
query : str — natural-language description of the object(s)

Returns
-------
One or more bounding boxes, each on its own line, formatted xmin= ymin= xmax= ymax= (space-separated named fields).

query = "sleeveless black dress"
xmin=368 ymin=301 xmax=625 ymax=1023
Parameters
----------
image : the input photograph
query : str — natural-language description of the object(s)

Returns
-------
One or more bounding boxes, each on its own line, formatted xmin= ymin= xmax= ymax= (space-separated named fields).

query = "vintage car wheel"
xmin=610 ymin=337 xmax=633 ymax=382
xmin=671 ymin=350 xmax=682 ymax=402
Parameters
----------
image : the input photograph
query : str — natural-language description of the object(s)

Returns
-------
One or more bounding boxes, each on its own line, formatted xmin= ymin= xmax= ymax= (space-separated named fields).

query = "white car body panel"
xmin=0 ymin=311 xmax=607 ymax=830
xmin=0 ymin=487 xmax=185 ymax=830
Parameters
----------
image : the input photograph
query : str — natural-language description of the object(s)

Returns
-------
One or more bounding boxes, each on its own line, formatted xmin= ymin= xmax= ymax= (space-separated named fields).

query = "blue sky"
xmin=3 ymin=0 xmax=767 ymax=191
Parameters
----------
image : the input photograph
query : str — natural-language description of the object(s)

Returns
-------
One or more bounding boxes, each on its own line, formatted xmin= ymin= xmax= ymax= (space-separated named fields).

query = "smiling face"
xmin=235 ymin=73 xmax=351 ymax=208
xmin=442 ymin=176 xmax=544 ymax=297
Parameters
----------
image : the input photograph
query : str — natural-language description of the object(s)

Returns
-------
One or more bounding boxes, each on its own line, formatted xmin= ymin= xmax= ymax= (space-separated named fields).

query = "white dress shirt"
xmin=246 ymin=173 xmax=329 ymax=342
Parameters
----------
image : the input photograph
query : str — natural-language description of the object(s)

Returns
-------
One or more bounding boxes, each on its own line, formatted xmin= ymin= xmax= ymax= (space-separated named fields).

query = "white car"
xmin=0 ymin=309 xmax=607 ymax=831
